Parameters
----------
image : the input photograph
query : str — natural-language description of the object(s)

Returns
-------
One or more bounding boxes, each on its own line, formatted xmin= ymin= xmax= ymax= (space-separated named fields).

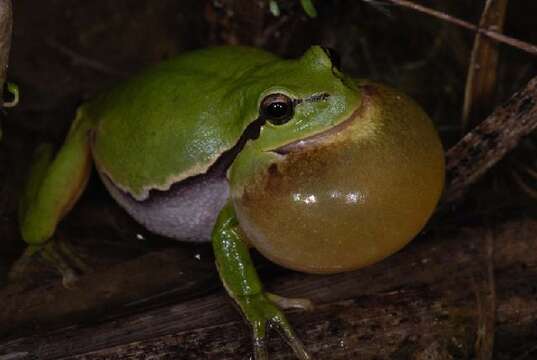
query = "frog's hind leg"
xmin=212 ymin=202 xmax=312 ymax=360
xmin=11 ymin=110 xmax=94 ymax=287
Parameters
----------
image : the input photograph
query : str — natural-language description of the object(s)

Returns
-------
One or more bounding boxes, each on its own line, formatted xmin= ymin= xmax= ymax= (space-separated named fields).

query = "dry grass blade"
xmin=384 ymin=0 xmax=537 ymax=56
xmin=511 ymin=167 xmax=537 ymax=200
xmin=0 ymin=0 xmax=12 ymax=108
xmin=462 ymin=0 xmax=509 ymax=131
xmin=473 ymin=230 xmax=497 ymax=360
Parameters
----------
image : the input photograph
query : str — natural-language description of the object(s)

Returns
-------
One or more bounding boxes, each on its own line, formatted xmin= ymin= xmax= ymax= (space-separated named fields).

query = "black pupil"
xmin=261 ymin=94 xmax=293 ymax=125
xmin=268 ymin=102 xmax=288 ymax=118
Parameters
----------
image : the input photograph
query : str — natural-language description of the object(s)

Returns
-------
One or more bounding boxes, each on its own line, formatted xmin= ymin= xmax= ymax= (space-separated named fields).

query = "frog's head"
xmin=229 ymin=46 xmax=445 ymax=274
xmin=232 ymin=46 xmax=362 ymax=153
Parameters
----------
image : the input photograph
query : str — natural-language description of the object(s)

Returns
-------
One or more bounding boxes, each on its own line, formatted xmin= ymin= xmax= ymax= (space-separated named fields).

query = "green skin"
xmin=16 ymin=46 xmax=441 ymax=359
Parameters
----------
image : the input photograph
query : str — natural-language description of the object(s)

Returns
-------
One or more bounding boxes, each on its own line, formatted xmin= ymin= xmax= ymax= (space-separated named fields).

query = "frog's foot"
xmin=9 ymin=238 xmax=92 ymax=288
xmin=239 ymin=292 xmax=311 ymax=360
xmin=43 ymin=238 xmax=93 ymax=287
xmin=212 ymin=203 xmax=312 ymax=359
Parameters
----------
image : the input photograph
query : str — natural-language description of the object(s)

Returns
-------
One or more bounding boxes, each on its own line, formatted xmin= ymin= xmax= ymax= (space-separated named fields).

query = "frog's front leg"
xmin=11 ymin=110 xmax=93 ymax=287
xmin=212 ymin=202 xmax=312 ymax=360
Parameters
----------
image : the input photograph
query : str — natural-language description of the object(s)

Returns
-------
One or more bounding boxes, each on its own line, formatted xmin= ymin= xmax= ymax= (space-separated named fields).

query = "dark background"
xmin=0 ymin=1 xmax=536 ymax=359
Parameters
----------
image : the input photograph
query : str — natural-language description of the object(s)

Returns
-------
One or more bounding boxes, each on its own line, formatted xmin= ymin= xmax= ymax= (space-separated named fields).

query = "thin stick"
xmin=47 ymin=39 xmax=127 ymax=78
xmin=474 ymin=230 xmax=496 ymax=360
xmin=444 ymin=76 xmax=537 ymax=205
xmin=0 ymin=0 xmax=12 ymax=105
xmin=384 ymin=0 xmax=537 ymax=56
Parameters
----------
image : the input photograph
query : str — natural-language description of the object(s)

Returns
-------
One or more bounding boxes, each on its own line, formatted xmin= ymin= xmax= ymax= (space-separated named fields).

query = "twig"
xmin=514 ymin=344 xmax=537 ymax=360
xmin=444 ymin=76 xmax=537 ymax=205
xmin=47 ymin=39 xmax=127 ymax=78
xmin=0 ymin=0 xmax=12 ymax=106
xmin=384 ymin=0 xmax=537 ymax=56
xmin=474 ymin=230 xmax=496 ymax=360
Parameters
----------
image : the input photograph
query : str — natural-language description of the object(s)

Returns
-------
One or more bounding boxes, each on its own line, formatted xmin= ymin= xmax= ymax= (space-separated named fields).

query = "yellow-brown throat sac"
xmin=233 ymin=83 xmax=445 ymax=274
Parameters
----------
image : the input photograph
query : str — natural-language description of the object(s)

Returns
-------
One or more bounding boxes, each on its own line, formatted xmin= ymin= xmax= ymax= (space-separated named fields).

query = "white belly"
xmin=99 ymin=170 xmax=229 ymax=242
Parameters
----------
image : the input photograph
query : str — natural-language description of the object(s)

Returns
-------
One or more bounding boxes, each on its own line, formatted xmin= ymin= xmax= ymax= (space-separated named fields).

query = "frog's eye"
xmin=261 ymin=93 xmax=294 ymax=125
xmin=321 ymin=47 xmax=341 ymax=71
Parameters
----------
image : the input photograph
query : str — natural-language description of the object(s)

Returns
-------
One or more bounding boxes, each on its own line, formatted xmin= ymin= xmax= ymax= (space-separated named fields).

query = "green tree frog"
xmin=16 ymin=46 xmax=444 ymax=359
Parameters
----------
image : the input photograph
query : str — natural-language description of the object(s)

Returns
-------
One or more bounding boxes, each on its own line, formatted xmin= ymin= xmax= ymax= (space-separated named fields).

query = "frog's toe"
xmin=252 ymin=336 xmax=268 ymax=360
xmin=243 ymin=293 xmax=311 ymax=360
xmin=56 ymin=237 xmax=93 ymax=274
xmin=269 ymin=312 xmax=310 ymax=360
xmin=41 ymin=239 xmax=91 ymax=287
xmin=266 ymin=292 xmax=314 ymax=311
xmin=9 ymin=238 xmax=91 ymax=288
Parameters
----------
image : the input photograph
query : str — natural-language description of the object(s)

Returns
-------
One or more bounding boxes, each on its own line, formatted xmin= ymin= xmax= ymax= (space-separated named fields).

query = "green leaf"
xmin=300 ymin=0 xmax=317 ymax=18
xmin=269 ymin=0 xmax=281 ymax=16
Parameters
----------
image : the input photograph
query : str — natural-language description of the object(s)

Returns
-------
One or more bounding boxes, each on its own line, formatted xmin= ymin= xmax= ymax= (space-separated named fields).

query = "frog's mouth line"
xmin=271 ymin=85 xmax=373 ymax=155
xmin=103 ymin=85 xmax=372 ymax=203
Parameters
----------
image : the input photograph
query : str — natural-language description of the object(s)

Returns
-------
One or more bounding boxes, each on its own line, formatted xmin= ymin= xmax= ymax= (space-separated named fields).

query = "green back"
xmin=86 ymin=46 xmax=359 ymax=200
xmin=87 ymin=47 xmax=276 ymax=199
